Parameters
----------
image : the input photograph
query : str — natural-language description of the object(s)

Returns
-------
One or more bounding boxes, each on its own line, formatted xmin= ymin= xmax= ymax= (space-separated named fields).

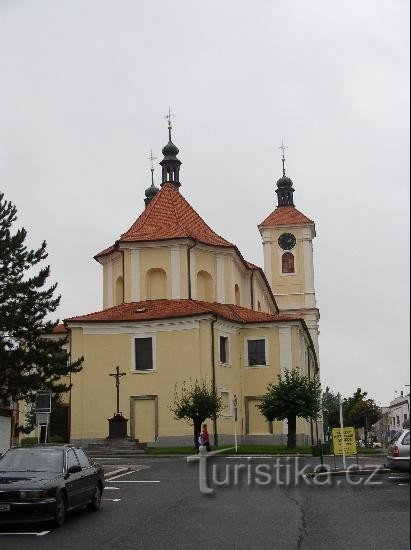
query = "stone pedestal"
xmin=107 ymin=413 xmax=128 ymax=439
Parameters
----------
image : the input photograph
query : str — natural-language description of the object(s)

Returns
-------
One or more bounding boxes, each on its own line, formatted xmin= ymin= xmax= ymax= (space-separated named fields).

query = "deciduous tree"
xmin=258 ymin=369 xmax=322 ymax=449
xmin=170 ymin=379 xmax=223 ymax=449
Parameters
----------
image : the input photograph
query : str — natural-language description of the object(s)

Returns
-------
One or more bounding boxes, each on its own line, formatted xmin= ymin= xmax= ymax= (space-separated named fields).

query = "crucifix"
xmin=109 ymin=366 xmax=126 ymax=415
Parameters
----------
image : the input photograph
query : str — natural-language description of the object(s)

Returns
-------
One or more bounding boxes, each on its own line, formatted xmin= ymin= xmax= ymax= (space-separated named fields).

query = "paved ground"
xmin=0 ymin=456 xmax=409 ymax=550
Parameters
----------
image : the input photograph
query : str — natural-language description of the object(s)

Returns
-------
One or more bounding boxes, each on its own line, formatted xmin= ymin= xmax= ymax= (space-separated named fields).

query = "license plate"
xmin=0 ymin=504 xmax=11 ymax=512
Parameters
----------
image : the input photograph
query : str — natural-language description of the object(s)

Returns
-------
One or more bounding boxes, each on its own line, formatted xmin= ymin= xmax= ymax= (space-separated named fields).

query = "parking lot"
xmin=0 ymin=456 xmax=409 ymax=550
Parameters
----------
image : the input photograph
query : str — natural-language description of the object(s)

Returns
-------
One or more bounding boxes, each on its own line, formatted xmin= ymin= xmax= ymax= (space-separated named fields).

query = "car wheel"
xmin=87 ymin=483 xmax=102 ymax=511
xmin=54 ymin=493 xmax=67 ymax=527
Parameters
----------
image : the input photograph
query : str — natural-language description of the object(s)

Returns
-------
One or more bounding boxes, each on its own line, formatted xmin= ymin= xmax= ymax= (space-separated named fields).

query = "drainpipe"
xmin=121 ymin=250 xmax=125 ymax=303
xmin=250 ymin=271 xmax=254 ymax=309
xmin=308 ymin=353 xmax=315 ymax=445
xmin=187 ymin=239 xmax=197 ymax=299
xmin=210 ymin=315 xmax=218 ymax=446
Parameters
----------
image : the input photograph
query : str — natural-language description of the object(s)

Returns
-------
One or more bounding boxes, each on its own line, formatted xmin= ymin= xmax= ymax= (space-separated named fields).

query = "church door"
xmin=131 ymin=396 xmax=157 ymax=444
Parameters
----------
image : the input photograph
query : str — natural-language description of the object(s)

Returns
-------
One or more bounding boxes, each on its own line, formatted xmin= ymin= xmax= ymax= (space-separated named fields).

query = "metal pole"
xmin=338 ymin=394 xmax=347 ymax=470
xmin=233 ymin=394 xmax=238 ymax=453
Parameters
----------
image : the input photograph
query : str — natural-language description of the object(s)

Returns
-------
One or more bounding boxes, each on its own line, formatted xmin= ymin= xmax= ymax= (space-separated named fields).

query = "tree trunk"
xmin=287 ymin=416 xmax=297 ymax=449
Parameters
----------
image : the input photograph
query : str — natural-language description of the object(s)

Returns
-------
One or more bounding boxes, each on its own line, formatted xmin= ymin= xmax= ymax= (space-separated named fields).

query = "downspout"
xmin=187 ymin=238 xmax=197 ymax=299
xmin=210 ymin=315 xmax=218 ymax=446
xmin=121 ymin=249 xmax=125 ymax=303
xmin=250 ymin=270 xmax=254 ymax=309
xmin=307 ymin=352 xmax=315 ymax=445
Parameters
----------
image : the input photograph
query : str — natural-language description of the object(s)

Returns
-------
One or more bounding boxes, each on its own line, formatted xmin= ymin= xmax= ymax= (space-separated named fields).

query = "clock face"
xmin=278 ymin=232 xmax=296 ymax=250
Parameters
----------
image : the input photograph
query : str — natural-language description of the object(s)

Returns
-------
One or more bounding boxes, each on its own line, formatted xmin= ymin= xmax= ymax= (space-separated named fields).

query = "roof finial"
xmin=165 ymin=107 xmax=174 ymax=141
xmin=279 ymin=139 xmax=288 ymax=177
xmin=148 ymin=149 xmax=157 ymax=187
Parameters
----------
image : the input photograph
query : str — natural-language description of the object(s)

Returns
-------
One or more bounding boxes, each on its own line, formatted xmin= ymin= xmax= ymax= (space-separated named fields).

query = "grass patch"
xmin=146 ymin=444 xmax=312 ymax=455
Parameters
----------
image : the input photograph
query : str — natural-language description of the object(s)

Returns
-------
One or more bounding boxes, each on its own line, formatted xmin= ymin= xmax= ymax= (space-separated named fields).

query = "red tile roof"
xmin=259 ymin=206 xmax=313 ymax=227
xmin=95 ymin=183 xmax=233 ymax=258
xmin=52 ymin=324 xmax=68 ymax=334
xmin=66 ymin=299 xmax=298 ymax=325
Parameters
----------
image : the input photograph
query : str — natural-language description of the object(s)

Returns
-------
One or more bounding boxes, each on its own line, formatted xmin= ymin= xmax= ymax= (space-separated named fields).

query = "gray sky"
xmin=0 ymin=0 xmax=409 ymax=405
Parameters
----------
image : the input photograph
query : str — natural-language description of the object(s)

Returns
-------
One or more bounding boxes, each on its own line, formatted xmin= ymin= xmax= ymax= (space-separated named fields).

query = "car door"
xmin=74 ymin=448 xmax=97 ymax=503
xmin=65 ymin=448 xmax=84 ymax=509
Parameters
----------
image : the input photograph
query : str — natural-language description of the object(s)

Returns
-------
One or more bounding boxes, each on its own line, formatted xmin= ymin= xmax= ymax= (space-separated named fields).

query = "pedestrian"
xmin=200 ymin=423 xmax=211 ymax=452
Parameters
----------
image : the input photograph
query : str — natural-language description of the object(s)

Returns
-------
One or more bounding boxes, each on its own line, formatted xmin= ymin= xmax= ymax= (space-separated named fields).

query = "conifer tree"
xmin=0 ymin=191 xmax=83 ymax=407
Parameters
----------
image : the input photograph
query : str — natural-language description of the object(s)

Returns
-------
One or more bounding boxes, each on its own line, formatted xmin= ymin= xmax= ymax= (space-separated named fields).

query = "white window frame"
xmin=131 ymin=334 xmax=157 ymax=373
xmin=244 ymin=336 xmax=269 ymax=368
xmin=220 ymin=389 xmax=233 ymax=417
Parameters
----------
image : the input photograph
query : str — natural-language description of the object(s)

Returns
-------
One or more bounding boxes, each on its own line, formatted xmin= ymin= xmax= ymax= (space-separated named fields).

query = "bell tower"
xmin=258 ymin=143 xmax=319 ymax=354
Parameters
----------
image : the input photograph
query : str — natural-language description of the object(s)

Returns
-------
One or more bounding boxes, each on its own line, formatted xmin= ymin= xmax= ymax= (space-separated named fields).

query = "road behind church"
xmin=0 ymin=456 xmax=409 ymax=550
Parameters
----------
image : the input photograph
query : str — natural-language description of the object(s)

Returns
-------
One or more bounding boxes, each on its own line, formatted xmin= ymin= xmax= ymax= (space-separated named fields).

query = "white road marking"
xmin=0 ymin=531 xmax=50 ymax=537
xmin=104 ymin=486 xmax=120 ymax=490
xmin=104 ymin=467 xmax=129 ymax=478
xmin=105 ymin=470 xmax=135 ymax=481
xmin=102 ymin=498 xmax=122 ymax=502
xmin=106 ymin=480 xmax=160 ymax=483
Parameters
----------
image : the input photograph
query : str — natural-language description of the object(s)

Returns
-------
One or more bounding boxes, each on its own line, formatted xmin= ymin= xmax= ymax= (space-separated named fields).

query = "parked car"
xmin=386 ymin=429 xmax=410 ymax=472
xmin=0 ymin=445 xmax=104 ymax=526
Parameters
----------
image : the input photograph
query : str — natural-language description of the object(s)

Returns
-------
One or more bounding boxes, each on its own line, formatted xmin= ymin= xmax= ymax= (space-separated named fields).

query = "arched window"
xmin=197 ymin=271 xmax=214 ymax=302
xmin=234 ymin=284 xmax=240 ymax=306
xmin=146 ymin=268 xmax=167 ymax=299
xmin=115 ymin=276 xmax=124 ymax=305
xmin=282 ymin=252 xmax=295 ymax=274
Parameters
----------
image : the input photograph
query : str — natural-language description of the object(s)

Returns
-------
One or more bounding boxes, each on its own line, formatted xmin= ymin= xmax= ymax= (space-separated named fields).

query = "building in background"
xmin=389 ymin=391 xmax=410 ymax=437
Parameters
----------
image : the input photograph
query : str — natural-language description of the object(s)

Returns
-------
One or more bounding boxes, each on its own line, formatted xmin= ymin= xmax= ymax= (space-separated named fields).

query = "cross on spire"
xmin=148 ymin=149 xmax=157 ymax=186
xmin=278 ymin=139 xmax=288 ymax=177
xmin=165 ymin=107 xmax=174 ymax=141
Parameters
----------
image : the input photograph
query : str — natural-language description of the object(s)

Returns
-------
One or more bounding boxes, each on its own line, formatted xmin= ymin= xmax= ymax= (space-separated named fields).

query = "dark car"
xmin=386 ymin=429 xmax=410 ymax=472
xmin=0 ymin=445 xmax=104 ymax=526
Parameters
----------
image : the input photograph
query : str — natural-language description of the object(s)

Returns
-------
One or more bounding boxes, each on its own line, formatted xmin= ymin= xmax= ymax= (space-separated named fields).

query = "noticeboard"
xmin=332 ymin=427 xmax=357 ymax=456
xmin=35 ymin=392 xmax=51 ymax=413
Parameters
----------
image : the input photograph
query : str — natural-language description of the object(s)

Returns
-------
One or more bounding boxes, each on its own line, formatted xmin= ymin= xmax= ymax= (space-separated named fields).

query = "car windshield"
xmin=0 ymin=448 xmax=64 ymax=473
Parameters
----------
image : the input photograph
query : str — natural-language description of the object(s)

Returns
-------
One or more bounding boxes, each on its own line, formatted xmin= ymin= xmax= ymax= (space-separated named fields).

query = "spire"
xmin=275 ymin=140 xmax=295 ymax=207
xmin=144 ymin=150 xmax=159 ymax=207
xmin=160 ymin=108 xmax=182 ymax=189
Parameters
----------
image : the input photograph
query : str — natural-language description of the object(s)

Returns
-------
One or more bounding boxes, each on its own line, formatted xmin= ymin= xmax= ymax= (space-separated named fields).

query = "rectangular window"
xmin=247 ymin=339 xmax=266 ymax=366
xmin=220 ymin=336 xmax=229 ymax=364
xmin=220 ymin=391 xmax=231 ymax=417
xmin=134 ymin=338 xmax=153 ymax=371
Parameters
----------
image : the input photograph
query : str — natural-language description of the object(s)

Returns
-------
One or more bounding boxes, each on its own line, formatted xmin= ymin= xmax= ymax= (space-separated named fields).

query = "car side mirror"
xmin=67 ymin=465 xmax=82 ymax=475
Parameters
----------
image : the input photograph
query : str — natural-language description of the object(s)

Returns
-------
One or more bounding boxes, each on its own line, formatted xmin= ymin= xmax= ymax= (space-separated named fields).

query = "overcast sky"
xmin=0 ymin=0 xmax=409 ymax=405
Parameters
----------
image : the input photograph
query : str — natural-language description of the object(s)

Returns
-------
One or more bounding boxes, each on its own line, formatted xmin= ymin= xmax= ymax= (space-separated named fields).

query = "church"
xmin=64 ymin=120 xmax=321 ymax=447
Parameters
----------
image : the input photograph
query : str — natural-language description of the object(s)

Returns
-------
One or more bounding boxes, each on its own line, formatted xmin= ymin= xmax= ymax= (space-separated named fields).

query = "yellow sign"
xmin=332 ymin=427 xmax=357 ymax=456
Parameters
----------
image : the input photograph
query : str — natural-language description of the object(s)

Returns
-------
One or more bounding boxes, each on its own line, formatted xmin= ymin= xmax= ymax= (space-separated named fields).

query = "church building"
xmin=64 ymin=121 xmax=321 ymax=446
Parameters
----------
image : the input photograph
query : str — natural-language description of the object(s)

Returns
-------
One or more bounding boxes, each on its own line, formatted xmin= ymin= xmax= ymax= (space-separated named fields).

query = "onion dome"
xmin=160 ymin=112 xmax=182 ymax=189
xmin=144 ymin=183 xmax=159 ymax=206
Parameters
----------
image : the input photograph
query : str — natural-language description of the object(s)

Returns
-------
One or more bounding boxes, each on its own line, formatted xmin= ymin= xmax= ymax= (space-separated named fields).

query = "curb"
xmin=308 ymin=468 xmax=391 ymax=477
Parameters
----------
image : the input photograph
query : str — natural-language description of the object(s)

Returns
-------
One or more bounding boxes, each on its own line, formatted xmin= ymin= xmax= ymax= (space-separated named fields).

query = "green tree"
xmin=343 ymin=388 xmax=367 ymax=423
xmin=0 ymin=192 xmax=82 ymax=410
xmin=170 ymin=379 xmax=223 ymax=448
xmin=322 ymin=387 xmax=340 ymax=440
xmin=258 ymin=369 xmax=322 ymax=449
xmin=346 ymin=399 xmax=382 ymax=446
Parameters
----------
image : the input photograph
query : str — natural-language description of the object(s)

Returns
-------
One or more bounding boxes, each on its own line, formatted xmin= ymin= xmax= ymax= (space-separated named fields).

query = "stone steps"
xmin=86 ymin=438 xmax=147 ymax=457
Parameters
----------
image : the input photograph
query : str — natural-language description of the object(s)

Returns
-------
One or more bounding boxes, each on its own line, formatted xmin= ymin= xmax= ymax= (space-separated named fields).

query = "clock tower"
xmin=258 ymin=149 xmax=320 ymax=355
